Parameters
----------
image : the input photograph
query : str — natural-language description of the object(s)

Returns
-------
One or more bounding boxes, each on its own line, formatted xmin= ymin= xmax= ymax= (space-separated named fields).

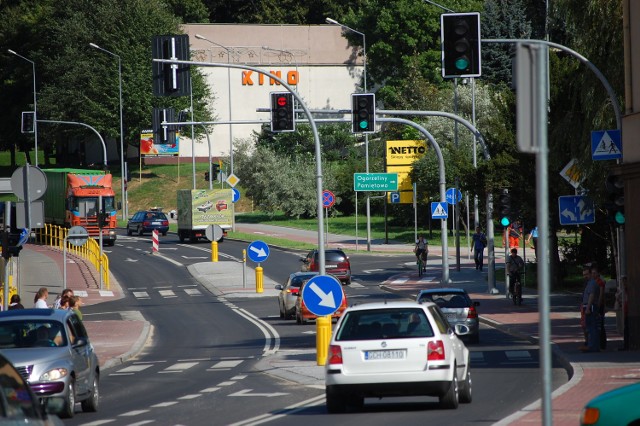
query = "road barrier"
xmin=35 ymin=224 xmax=110 ymax=289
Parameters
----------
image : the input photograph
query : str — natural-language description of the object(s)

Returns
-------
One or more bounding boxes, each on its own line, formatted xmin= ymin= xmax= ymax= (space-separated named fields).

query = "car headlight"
xmin=40 ymin=368 xmax=69 ymax=381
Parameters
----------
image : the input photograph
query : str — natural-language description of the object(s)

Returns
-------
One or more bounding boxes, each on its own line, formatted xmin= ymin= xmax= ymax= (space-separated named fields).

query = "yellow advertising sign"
xmin=386 ymin=140 xmax=428 ymax=166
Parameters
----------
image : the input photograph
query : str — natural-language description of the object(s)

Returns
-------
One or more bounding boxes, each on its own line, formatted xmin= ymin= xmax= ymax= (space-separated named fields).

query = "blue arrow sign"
xmin=591 ymin=130 xmax=622 ymax=160
xmin=558 ymin=195 xmax=595 ymax=225
xmin=445 ymin=188 xmax=463 ymax=205
xmin=247 ymin=240 xmax=270 ymax=263
xmin=231 ymin=188 xmax=240 ymax=203
xmin=431 ymin=202 xmax=449 ymax=219
xmin=301 ymin=275 xmax=344 ymax=317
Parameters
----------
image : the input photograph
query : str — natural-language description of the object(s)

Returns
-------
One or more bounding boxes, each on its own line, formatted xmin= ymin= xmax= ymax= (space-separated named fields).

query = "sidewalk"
xmin=17 ymin=225 xmax=640 ymax=425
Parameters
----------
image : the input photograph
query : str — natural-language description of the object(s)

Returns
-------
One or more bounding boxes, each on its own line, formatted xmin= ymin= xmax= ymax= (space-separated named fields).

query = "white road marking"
xmin=178 ymin=394 xmax=202 ymax=400
xmin=210 ymin=360 xmax=243 ymax=369
xmin=119 ymin=410 xmax=149 ymax=416
xmin=184 ymin=288 xmax=202 ymax=296
xmin=161 ymin=362 xmax=198 ymax=372
xmin=132 ymin=291 xmax=149 ymax=299
xmin=115 ymin=365 xmax=153 ymax=373
xmin=158 ymin=290 xmax=176 ymax=298
xmin=200 ymin=387 xmax=221 ymax=393
xmin=151 ymin=401 xmax=178 ymax=408
xmin=228 ymin=389 xmax=289 ymax=397
xmin=391 ymin=277 xmax=409 ymax=284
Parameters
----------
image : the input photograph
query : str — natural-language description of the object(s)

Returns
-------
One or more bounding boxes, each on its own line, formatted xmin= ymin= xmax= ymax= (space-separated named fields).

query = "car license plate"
xmin=152 ymin=221 xmax=161 ymax=225
xmin=364 ymin=350 xmax=406 ymax=360
xmin=325 ymin=264 xmax=338 ymax=268
xmin=445 ymin=313 xmax=457 ymax=320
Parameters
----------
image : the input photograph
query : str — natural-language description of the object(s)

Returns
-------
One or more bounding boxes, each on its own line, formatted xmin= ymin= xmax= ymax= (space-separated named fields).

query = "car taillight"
xmin=162 ymin=220 xmax=168 ymax=225
xmin=581 ymin=407 xmax=600 ymax=425
xmin=328 ymin=345 xmax=343 ymax=364
xmin=143 ymin=221 xmax=151 ymax=226
xmin=467 ymin=306 xmax=478 ymax=319
xmin=290 ymin=288 xmax=299 ymax=294
xmin=427 ymin=340 xmax=446 ymax=361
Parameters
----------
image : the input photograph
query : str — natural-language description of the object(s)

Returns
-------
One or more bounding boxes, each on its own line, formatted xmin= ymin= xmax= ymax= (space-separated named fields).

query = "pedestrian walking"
xmin=53 ymin=289 xmax=74 ymax=309
xmin=8 ymin=294 xmax=24 ymax=310
xmin=526 ymin=226 xmax=538 ymax=259
xmin=69 ymin=295 xmax=83 ymax=320
xmin=471 ymin=226 xmax=487 ymax=271
xmin=33 ymin=287 xmax=49 ymax=309
xmin=591 ymin=265 xmax=607 ymax=350
xmin=581 ymin=270 xmax=600 ymax=353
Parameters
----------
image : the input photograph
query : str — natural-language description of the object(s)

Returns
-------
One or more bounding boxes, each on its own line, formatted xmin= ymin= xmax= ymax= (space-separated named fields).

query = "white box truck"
xmin=177 ymin=188 xmax=233 ymax=242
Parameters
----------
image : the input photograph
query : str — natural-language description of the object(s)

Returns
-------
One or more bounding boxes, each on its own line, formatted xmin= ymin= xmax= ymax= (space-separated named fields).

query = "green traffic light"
xmin=500 ymin=217 xmax=510 ymax=227
xmin=359 ymin=120 xmax=369 ymax=129
xmin=615 ymin=211 xmax=625 ymax=225
xmin=455 ymin=57 xmax=470 ymax=70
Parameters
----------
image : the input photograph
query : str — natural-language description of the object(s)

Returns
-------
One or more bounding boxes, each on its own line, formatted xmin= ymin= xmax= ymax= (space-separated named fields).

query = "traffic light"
xmin=21 ymin=111 xmax=35 ymax=133
xmin=204 ymin=171 xmax=210 ymax=181
xmin=605 ymin=173 xmax=625 ymax=226
xmin=351 ymin=93 xmax=376 ymax=133
xmin=499 ymin=189 xmax=511 ymax=226
xmin=270 ymin=92 xmax=295 ymax=132
xmin=152 ymin=35 xmax=191 ymax=97
xmin=441 ymin=12 xmax=481 ymax=78
xmin=152 ymin=107 xmax=176 ymax=144
xmin=212 ymin=162 xmax=220 ymax=181
xmin=1 ymin=231 xmax=23 ymax=259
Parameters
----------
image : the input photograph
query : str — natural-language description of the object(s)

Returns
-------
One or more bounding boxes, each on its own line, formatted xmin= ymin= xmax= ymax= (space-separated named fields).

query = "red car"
xmin=300 ymin=249 xmax=352 ymax=285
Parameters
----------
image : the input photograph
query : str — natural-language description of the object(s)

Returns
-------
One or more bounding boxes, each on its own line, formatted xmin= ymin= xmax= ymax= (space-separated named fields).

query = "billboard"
xmin=140 ymin=129 xmax=179 ymax=156
xmin=385 ymin=140 xmax=427 ymax=204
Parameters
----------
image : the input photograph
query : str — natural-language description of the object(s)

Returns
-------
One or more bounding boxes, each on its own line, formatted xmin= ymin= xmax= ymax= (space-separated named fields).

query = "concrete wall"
xmin=178 ymin=24 xmax=365 ymax=159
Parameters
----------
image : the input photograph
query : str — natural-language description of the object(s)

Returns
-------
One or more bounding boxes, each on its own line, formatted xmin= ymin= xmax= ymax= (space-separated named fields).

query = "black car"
xmin=126 ymin=210 xmax=169 ymax=236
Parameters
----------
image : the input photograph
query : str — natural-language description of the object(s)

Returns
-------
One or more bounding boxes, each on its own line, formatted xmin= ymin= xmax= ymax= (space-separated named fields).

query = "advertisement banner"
xmin=140 ymin=129 xmax=179 ymax=156
xmin=385 ymin=140 xmax=427 ymax=204
xmin=190 ymin=189 xmax=233 ymax=226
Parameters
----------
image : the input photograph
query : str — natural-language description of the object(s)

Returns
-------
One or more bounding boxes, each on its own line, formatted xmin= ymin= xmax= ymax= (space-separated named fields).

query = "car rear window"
xmin=324 ymin=252 xmax=346 ymax=262
xmin=335 ymin=308 xmax=434 ymax=341
xmin=419 ymin=293 xmax=470 ymax=309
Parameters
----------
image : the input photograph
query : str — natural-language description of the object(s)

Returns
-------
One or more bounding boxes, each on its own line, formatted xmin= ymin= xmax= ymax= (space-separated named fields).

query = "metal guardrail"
xmin=34 ymin=224 xmax=110 ymax=289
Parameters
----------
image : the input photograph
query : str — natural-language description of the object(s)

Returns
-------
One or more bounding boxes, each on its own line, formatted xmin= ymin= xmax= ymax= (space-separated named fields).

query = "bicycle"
xmin=416 ymin=251 xmax=427 ymax=277
xmin=509 ymin=273 xmax=523 ymax=306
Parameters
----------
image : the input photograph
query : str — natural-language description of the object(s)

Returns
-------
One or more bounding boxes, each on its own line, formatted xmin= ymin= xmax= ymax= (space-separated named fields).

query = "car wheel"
xmin=137 ymin=226 xmax=144 ymax=236
xmin=81 ymin=375 xmax=99 ymax=412
xmin=326 ymin=388 xmax=347 ymax=413
xmin=439 ymin=367 xmax=459 ymax=409
xmin=279 ymin=302 xmax=285 ymax=319
xmin=60 ymin=380 xmax=76 ymax=418
xmin=296 ymin=311 xmax=302 ymax=324
xmin=459 ymin=368 xmax=472 ymax=404
xmin=179 ymin=232 xmax=186 ymax=243
xmin=126 ymin=227 xmax=132 ymax=236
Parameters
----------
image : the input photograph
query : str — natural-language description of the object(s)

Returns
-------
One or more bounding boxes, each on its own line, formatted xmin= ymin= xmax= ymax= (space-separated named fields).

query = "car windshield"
xmin=335 ymin=308 xmax=434 ymax=341
xmin=0 ymin=320 xmax=67 ymax=348
xmin=318 ymin=251 xmax=346 ymax=262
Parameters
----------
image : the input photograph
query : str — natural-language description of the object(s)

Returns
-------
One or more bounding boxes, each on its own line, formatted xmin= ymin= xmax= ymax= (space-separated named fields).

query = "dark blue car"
xmin=126 ymin=210 xmax=169 ymax=236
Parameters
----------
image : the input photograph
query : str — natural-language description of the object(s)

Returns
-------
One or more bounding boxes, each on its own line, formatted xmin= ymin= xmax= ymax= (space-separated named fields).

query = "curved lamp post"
xmin=8 ymin=49 xmax=38 ymax=167
xmin=89 ymin=43 xmax=127 ymax=220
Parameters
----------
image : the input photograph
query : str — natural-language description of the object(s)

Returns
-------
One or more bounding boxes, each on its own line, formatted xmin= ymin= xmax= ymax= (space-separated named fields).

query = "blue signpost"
xmin=231 ymin=188 xmax=240 ymax=203
xmin=445 ymin=187 xmax=462 ymax=205
xmin=431 ymin=202 xmax=449 ymax=219
xmin=301 ymin=275 xmax=343 ymax=317
xmin=247 ymin=240 xmax=270 ymax=263
xmin=558 ymin=195 xmax=595 ymax=225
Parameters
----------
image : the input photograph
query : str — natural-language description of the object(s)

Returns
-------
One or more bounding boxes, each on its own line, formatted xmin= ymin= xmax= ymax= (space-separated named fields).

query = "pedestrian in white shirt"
xmin=33 ymin=287 xmax=49 ymax=309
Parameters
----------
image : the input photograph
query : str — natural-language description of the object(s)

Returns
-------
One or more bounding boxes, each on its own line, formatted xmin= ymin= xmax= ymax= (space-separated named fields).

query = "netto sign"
xmin=386 ymin=140 xmax=428 ymax=166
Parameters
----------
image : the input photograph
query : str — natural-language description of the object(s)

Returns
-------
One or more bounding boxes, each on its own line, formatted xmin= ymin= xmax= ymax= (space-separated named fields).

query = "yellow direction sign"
xmin=559 ymin=159 xmax=584 ymax=189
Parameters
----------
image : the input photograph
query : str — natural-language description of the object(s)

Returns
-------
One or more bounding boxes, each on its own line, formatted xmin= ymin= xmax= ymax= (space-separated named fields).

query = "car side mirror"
xmin=73 ymin=338 xmax=87 ymax=348
xmin=275 ymin=284 xmax=283 ymax=290
xmin=454 ymin=324 xmax=470 ymax=336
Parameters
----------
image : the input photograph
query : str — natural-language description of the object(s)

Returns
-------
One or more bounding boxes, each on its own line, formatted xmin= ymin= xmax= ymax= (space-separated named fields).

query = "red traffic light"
xmin=277 ymin=96 xmax=288 ymax=107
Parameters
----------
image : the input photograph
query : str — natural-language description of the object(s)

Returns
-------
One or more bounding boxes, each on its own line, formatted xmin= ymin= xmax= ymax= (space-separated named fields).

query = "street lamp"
xmin=89 ymin=43 xmax=127 ymax=220
xmin=8 ymin=49 xmax=38 ymax=167
xmin=325 ymin=17 xmax=373 ymax=251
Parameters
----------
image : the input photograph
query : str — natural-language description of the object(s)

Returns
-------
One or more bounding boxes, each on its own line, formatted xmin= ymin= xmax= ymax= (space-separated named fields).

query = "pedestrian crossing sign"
xmin=431 ymin=202 xmax=448 ymax=219
xmin=591 ymin=130 xmax=622 ymax=160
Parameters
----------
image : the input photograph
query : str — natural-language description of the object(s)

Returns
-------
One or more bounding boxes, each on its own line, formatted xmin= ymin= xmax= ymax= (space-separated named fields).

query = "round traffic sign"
xmin=67 ymin=226 xmax=89 ymax=247
xmin=322 ymin=190 xmax=335 ymax=208
xmin=445 ymin=187 xmax=463 ymax=205
xmin=231 ymin=188 xmax=240 ymax=203
xmin=301 ymin=275 xmax=344 ymax=317
xmin=247 ymin=240 xmax=270 ymax=263
xmin=11 ymin=165 xmax=47 ymax=201
xmin=205 ymin=224 xmax=224 ymax=242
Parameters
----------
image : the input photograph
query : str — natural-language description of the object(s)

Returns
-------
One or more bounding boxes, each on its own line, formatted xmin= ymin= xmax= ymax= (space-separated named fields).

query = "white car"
xmin=325 ymin=301 xmax=472 ymax=412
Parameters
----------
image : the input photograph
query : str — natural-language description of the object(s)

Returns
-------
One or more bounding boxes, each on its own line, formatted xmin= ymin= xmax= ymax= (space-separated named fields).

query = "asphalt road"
xmin=67 ymin=233 xmax=567 ymax=426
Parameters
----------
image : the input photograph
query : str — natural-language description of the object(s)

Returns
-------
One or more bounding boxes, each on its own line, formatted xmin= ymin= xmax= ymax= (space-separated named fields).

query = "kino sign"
xmin=353 ymin=173 xmax=399 ymax=191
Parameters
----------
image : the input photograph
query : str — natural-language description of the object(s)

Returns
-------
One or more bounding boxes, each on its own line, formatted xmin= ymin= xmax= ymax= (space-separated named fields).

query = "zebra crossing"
xmin=109 ymin=358 xmax=248 ymax=377
xmin=129 ymin=285 xmax=205 ymax=300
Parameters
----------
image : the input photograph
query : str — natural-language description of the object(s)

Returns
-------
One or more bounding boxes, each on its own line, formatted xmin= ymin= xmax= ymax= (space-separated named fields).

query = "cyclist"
xmin=506 ymin=248 xmax=524 ymax=297
xmin=414 ymin=235 xmax=429 ymax=272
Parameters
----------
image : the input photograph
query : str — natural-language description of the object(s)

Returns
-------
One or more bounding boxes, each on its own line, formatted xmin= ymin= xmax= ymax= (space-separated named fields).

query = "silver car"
xmin=416 ymin=288 xmax=480 ymax=343
xmin=275 ymin=271 xmax=318 ymax=320
xmin=0 ymin=309 xmax=100 ymax=418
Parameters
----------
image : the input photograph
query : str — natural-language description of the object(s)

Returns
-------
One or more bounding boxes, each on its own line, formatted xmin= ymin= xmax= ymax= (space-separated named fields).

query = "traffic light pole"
xmin=155 ymin=58 xmax=328 ymax=276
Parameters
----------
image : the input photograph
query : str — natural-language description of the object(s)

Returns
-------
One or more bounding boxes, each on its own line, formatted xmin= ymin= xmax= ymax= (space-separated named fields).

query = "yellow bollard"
xmin=316 ymin=315 xmax=332 ymax=366
xmin=211 ymin=241 xmax=218 ymax=262
xmin=255 ymin=266 xmax=263 ymax=293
